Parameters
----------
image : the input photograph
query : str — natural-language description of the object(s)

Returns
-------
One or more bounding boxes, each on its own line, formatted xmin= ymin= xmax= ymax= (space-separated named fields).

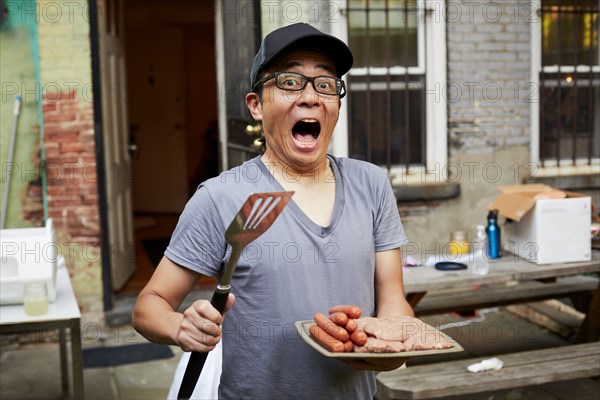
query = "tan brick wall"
xmin=36 ymin=0 xmax=103 ymax=319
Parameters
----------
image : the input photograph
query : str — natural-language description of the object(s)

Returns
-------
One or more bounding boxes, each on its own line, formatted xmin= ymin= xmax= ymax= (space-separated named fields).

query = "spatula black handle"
xmin=210 ymin=285 xmax=230 ymax=314
xmin=177 ymin=286 xmax=230 ymax=400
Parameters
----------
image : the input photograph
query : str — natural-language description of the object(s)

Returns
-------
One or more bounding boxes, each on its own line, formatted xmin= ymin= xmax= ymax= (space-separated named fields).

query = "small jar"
xmin=449 ymin=231 xmax=469 ymax=255
xmin=24 ymin=283 xmax=48 ymax=316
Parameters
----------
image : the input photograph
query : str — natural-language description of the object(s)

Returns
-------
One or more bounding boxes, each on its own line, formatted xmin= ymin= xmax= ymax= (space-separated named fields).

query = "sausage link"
xmin=345 ymin=318 xmax=358 ymax=333
xmin=309 ymin=324 xmax=345 ymax=353
xmin=343 ymin=340 xmax=354 ymax=352
xmin=350 ymin=330 xmax=368 ymax=346
xmin=328 ymin=305 xmax=362 ymax=319
xmin=314 ymin=312 xmax=350 ymax=342
xmin=329 ymin=312 xmax=349 ymax=326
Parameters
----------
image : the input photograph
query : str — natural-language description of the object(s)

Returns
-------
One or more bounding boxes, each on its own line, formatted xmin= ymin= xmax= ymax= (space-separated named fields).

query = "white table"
xmin=0 ymin=266 xmax=83 ymax=399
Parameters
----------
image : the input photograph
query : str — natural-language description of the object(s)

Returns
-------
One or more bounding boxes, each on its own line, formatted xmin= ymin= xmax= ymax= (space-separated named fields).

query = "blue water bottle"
xmin=486 ymin=210 xmax=501 ymax=259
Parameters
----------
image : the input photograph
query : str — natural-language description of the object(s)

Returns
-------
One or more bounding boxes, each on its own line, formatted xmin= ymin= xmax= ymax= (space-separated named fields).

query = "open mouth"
xmin=292 ymin=119 xmax=321 ymax=143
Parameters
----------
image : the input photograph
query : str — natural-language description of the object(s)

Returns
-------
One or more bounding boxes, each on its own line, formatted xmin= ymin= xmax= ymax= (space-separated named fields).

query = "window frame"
xmin=330 ymin=0 xmax=447 ymax=179
xmin=530 ymin=0 xmax=600 ymax=174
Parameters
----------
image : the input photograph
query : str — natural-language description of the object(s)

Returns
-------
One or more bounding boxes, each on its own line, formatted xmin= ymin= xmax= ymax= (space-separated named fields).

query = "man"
xmin=133 ymin=23 xmax=413 ymax=399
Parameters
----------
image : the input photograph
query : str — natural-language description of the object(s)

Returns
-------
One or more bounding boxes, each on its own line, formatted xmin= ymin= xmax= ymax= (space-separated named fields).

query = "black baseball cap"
xmin=250 ymin=23 xmax=354 ymax=90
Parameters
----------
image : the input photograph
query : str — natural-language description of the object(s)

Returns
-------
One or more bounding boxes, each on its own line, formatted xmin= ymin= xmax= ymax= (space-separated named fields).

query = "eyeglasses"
xmin=253 ymin=72 xmax=346 ymax=98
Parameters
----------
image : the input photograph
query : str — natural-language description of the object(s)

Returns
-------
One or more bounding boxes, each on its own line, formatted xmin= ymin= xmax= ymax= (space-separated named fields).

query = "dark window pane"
xmin=347 ymin=0 xmax=424 ymax=168
xmin=348 ymin=75 xmax=425 ymax=165
xmin=348 ymin=0 xmax=419 ymax=68
xmin=540 ymin=1 xmax=599 ymax=164
xmin=542 ymin=0 xmax=599 ymax=66
xmin=539 ymin=72 xmax=600 ymax=161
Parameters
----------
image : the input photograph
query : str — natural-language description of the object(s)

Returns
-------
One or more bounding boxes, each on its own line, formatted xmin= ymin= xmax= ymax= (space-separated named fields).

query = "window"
xmin=257 ymin=0 xmax=447 ymax=173
xmin=337 ymin=0 xmax=447 ymax=171
xmin=532 ymin=0 xmax=600 ymax=167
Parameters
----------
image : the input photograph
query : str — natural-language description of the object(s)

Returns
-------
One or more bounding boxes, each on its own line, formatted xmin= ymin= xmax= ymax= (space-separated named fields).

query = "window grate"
xmin=347 ymin=0 xmax=426 ymax=171
xmin=539 ymin=0 xmax=600 ymax=166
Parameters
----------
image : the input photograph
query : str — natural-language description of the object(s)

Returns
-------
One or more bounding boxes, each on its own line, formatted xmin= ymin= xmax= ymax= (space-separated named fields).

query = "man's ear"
xmin=245 ymin=92 xmax=263 ymax=121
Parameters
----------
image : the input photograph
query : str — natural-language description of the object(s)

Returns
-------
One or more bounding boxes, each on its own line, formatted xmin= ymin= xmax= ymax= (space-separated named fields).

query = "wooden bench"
xmin=413 ymin=276 xmax=598 ymax=316
xmin=375 ymin=342 xmax=600 ymax=400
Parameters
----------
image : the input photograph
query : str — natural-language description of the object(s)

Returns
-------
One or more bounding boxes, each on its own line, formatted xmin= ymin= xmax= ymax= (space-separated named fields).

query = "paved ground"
xmin=1 ymin=294 xmax=598 ymax=400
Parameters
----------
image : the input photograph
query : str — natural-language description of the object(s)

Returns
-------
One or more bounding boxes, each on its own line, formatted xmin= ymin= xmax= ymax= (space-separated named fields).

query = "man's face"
xmin=246 ymin=49 xmax=342 ymax=171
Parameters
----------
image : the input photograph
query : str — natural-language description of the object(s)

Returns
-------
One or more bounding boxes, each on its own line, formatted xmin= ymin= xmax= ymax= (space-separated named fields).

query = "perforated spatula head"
xmin=220 ymin=191 xmax=294 ymax=285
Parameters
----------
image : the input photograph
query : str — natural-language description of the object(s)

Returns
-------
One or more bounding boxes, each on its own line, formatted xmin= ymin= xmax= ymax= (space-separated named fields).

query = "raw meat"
xmin=354 ymin=337 xmax=406 ymax=353
xmin=363 ymin=316 xmax=421 ymax=341
xmin=354 ymin=316 xmax=453 ymax=352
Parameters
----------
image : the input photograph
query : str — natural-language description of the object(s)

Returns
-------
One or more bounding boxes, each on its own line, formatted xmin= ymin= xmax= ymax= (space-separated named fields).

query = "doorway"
xmin=118 ymin=0 xmax=219 ymax=294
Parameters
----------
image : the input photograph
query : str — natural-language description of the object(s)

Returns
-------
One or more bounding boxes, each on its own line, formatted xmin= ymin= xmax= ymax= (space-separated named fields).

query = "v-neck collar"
xmin=255 ymin=155 xmax=344 ymax=238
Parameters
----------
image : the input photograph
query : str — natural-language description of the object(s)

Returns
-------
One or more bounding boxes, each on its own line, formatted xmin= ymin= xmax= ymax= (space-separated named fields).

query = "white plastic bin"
xmin=0 ymin=219 xmax=58 ymax=304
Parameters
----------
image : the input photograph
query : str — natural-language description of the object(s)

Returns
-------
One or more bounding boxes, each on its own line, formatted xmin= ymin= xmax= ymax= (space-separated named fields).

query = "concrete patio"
xmin=1 ymin=300 xmax=599 ymax=400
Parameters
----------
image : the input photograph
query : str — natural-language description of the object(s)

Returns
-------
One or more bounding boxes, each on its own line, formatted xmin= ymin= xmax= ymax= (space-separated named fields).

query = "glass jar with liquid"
xmin=24 ymin=283 xmax=49 ymax=316
xmin=449 ymin=231 xmax=469 ymax=255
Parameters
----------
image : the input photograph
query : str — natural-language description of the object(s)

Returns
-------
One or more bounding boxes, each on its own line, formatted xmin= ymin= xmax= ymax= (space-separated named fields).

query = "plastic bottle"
xmin=473 ymin=225 xmax=490 ymax=275
xmin=486 ymin=210 xmax=501 ymax=259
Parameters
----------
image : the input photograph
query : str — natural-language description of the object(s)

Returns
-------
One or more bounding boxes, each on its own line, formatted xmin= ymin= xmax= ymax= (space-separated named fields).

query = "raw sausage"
xmin=345 ymin=318 xmax=358 ymax=333
xmin=314 ymin=312 xmax=350 ymax=342
xmin=343 ymin=340 xmax=354 ymax=352
xmin=328 ymin=305 xmax=362 ymax=319
xmin=329 ymin=312 xmax=349 ymax=326
xmin=309 ymin=324 xmax=345 ymax=353
xmin=350 ymin=330 xmax=368 ymax=346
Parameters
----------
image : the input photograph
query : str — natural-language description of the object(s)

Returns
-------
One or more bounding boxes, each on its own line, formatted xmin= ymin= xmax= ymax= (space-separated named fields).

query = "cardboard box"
xmin=488 ymin=184 xmax=595 ymax=264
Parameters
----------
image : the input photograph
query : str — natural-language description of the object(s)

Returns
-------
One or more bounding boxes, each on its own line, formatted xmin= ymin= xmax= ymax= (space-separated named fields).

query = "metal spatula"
xmin=178 ymin=191 xmax=294 ymax=400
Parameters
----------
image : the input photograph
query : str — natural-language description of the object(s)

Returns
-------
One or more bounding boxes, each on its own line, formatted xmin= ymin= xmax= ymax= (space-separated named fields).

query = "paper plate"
xmin=294 ymin=320 xmax=464 ymax=360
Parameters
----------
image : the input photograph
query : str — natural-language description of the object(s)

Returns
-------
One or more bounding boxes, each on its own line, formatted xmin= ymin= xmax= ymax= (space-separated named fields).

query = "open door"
xmin=96 ymin=0 xmax=135 ymax=290
xmin=126 ymin=27 xmax=188 ymax=213
xmin=216 ymin=0 xmax=263 ymax=170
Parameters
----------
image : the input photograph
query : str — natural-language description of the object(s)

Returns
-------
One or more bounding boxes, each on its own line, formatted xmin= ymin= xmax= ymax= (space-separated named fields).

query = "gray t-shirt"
xmin=165 ymin=155 xmax=407 ymax=399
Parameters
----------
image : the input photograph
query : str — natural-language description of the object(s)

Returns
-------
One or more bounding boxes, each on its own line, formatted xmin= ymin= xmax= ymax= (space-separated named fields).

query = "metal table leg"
xmin=59 ymin=326 xmax=69 ymax=398
xmin=70 ymin=319 xmax=84 ymax=399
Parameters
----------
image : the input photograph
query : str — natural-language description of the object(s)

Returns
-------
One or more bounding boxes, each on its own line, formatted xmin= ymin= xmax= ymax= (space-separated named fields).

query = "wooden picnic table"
xmin=375 ymin=250 xmax=600 ymax=399
xmin=403 ymin=250 xmax=600 ymax=295
xmin=402 ymin=250 xmax=600 ymax=343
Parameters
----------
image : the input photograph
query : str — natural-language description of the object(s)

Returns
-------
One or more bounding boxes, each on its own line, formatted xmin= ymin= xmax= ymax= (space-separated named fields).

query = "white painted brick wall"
xmin=447 ymin=0 xmax=532 ymax=155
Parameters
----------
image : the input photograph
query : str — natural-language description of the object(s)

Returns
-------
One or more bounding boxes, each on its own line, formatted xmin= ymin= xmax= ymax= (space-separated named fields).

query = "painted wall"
xmin=0 ymin=0 xmax=44 ymax=228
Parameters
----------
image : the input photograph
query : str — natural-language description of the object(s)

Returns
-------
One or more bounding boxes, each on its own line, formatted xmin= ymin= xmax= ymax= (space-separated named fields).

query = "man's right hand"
xmin=176 ymin=294 xmax=235 ymax=352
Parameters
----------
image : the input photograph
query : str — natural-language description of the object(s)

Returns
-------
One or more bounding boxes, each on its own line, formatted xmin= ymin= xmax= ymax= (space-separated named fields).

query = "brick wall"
xmin=36 ymin=0 xmax=103 ymax=318
xmin=447 ymin=0 xmax=531 ymax=154
xmin=42 ymin=91 xmax=100 ymax=245
xmin=401 ymin=0 xmax=534 ymax=250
